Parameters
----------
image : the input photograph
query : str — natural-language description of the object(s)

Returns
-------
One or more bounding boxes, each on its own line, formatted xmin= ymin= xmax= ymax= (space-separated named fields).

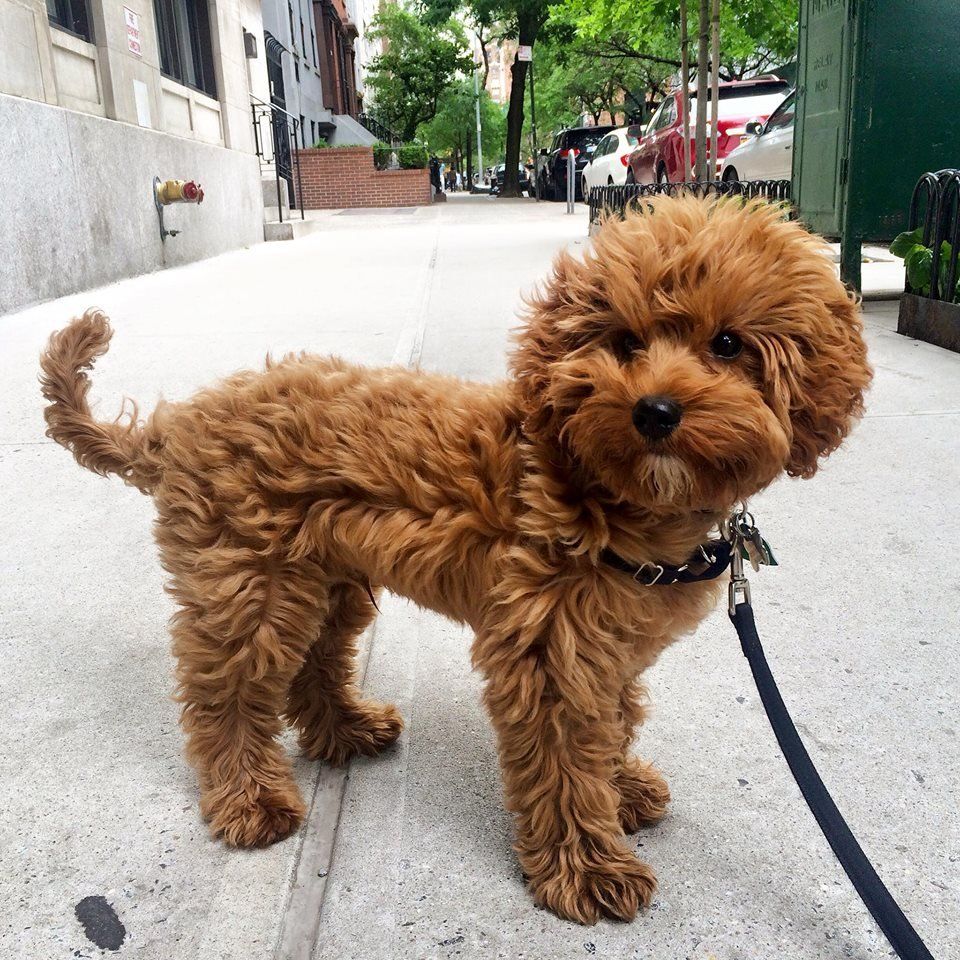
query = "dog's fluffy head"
xmin=512 ymin=196 xmax=871 ymax=511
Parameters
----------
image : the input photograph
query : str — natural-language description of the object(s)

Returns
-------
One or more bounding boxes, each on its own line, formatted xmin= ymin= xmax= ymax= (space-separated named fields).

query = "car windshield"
xmin=565 ymin=129 xmax=610 ymax=150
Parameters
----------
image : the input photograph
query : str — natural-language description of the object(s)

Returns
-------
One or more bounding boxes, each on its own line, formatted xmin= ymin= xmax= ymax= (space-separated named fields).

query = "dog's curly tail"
xmin=40 ymin=309 xmax=159 ymax=493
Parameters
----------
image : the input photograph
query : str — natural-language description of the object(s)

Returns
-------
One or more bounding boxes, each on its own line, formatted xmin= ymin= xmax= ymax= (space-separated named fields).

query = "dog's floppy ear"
xmin=773 ymin=291 xmax=872 ymax=479
xmin=511 ymin=249 xmax=600 ymax=439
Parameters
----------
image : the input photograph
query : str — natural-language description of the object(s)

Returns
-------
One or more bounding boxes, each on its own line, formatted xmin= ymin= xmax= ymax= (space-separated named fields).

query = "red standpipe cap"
xmin=182 ymin=181 xmax=199 ymax=201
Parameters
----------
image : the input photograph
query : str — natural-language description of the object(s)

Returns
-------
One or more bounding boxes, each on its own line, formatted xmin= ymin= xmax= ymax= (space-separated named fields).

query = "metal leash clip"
xmin=721 ymin=507 xmax=773 ymax=615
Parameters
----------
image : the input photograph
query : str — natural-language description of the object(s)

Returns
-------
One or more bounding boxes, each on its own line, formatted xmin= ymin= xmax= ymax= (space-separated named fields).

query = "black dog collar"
xmin=600 ymin=539 xmax=734 ymax=586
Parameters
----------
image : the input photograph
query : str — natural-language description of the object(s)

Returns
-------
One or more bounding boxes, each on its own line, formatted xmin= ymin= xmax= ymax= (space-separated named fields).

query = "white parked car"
xmin=720 ymin=90 xmax=795 ymax=183
xmin=581 ymin=126 xmax=639 ymax=195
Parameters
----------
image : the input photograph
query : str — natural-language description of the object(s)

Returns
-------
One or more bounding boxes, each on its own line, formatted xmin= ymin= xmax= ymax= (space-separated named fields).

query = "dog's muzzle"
xmin=632 ymin=395 xmax=683 ymax=440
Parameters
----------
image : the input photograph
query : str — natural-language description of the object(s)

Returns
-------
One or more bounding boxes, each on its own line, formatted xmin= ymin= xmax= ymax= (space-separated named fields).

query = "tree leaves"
xmin=366 ymin=7 xmax=473 ymax=142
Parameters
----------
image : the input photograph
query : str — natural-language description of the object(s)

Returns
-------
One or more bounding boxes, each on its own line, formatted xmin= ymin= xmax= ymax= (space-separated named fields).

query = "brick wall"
xmin=294 ymin=147 xmax=432 ymax=209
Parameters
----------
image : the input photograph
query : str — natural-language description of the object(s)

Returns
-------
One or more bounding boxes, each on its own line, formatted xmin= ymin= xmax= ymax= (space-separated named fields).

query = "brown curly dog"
xmin=40 ymin=197 xmax=870 ymax=924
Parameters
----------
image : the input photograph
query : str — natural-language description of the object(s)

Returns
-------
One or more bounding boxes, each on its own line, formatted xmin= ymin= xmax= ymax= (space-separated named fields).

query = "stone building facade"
xmin=1 ymin=0 xmax=271 ymax=311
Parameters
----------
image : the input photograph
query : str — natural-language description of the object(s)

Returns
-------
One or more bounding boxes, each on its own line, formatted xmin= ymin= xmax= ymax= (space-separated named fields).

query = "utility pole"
xmin=473 ymin=58 xmax=484 ymax=189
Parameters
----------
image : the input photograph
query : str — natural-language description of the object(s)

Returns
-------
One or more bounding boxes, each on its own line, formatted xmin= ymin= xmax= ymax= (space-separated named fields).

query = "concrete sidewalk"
xmin=1 ymin=195 xmax=957 ymax=960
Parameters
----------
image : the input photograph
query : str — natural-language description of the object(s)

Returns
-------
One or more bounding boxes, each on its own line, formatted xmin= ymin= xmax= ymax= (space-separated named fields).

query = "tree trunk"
xmin=502 ymin=56 xmax=530 ymax=197
xmin=709 ymin=0 xmax=720 ymax=181
xmin=695 ymin=0 xmax=709 ymax=181
xmin=502 ymin=15 xmax=540 ymax=198
xmin=680 ymin=0 xmax=692 ymax=181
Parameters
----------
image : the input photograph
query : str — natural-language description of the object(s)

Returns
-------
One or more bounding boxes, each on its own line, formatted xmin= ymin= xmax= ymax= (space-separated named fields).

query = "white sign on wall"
xmin=517 ymin=45 xmax=532 ymax=62
xmin=124 ymin=7 xmax=142 ymax=56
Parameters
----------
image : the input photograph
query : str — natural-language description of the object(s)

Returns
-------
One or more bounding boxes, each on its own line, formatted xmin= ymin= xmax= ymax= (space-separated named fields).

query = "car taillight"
xmin=620 ymin=154 xmax=630 ymax=166
xmin=559 ymin=148 xmax=580 ymax=158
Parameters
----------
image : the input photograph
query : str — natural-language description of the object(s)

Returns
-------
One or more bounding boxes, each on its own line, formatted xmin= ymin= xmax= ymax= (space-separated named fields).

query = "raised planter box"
xmin=294 ymin=147 xmax=431 ymax=209
xmin=897 ymin=293 xmax=960 ymax=353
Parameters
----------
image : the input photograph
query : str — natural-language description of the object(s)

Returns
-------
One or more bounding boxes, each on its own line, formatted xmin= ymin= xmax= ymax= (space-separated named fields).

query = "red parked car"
xmin=627 ymin=78 xmax=790 ymax=184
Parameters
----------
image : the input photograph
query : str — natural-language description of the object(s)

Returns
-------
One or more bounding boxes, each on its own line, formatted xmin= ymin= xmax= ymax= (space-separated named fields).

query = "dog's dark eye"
xmin=611 ymin=330 xmax=644 ymax=363
xmin=711 ymin=331 xmax=743 ymax=359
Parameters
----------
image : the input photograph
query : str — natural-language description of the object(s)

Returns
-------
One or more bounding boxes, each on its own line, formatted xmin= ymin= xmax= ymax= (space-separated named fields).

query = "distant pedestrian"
xmin=429 ymin=155 xmax=441 ymax=194
xmin=456 ymin=171 xmax=463 ymax=191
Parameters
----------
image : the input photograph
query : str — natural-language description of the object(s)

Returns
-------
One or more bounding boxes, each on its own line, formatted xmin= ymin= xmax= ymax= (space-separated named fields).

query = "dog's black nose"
xmin=632 ymin=395 xmax=683 ymax=439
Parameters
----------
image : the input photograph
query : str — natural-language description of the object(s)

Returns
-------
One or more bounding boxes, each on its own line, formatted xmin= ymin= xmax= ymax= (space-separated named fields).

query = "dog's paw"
xmin=203 ymin=784 xmax=306 ymax=848
xmin=299 ymin=700 xmax=403 ymax=766
xmin=617 ymin=759 xmax=671 ymax=832
xmin=529 ymin=848 xmax=657 ymax=924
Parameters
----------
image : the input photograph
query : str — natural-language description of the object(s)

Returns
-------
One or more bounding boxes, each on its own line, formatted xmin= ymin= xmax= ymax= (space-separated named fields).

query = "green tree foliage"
xmin=418 ymin=79 xmax=506 ymax=176
xmin=425 ymin=0 xmax=552 ymax=196
xmin=523 ymin=26 xmax=659 ymax=143
xmin=553 ymin=0 xmax=798 ymax=80
xmin=366 ymin=6 xmax=473 ymax=142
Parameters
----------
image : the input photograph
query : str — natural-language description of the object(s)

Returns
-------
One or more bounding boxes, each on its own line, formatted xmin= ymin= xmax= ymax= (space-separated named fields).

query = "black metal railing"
xmin=905 ymin=169 xmax=960 ymax=302
xmin=358 ymin=112 xmax=400 ymax=146
xmin=587 ymin=180 xmax=793 ymax=225
xmin=251 ymin=97 xmax=305 ymax=223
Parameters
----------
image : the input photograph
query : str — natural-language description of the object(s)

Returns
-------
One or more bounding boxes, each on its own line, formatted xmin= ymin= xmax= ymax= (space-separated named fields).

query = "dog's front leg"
xmin=615 ymin=677 xmax=670 ymax=833
xmin=475 ymin=609 xmax=656 ymax=924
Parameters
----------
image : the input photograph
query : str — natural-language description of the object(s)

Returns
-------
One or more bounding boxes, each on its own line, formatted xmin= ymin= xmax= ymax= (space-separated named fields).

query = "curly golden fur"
xmin=39 ymin=197 xmax=870 ymax=925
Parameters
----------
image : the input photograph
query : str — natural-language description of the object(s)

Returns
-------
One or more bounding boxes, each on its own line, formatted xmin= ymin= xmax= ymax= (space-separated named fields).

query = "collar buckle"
xmin=633 ymin=562 xmax=665 ymax=586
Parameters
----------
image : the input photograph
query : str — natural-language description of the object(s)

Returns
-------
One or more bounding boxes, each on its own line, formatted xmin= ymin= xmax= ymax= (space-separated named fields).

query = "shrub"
xmin=397 ymin=143 xmax=428 ymax=169
xmin=372 ymin=141 xmax=394 ymax=170
xmin=312 ymin=138 xmax=330 ymax=148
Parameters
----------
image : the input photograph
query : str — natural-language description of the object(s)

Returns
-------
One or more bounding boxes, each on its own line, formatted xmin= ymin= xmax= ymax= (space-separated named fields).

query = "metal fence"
xmin=251 ymin=97 xmax=305 ymax=224
xmin=906 ymin=169 xmax=960 ymax=302
xmin=587 ymin=180 xmax=793 ymax=225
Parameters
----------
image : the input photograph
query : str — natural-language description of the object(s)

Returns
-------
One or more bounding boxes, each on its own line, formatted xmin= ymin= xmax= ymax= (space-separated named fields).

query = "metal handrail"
xmin=357 ymin=112 xmax=400 ymax=146
xmin=251 ymin=98 xmax=305 ymax=224
xmin=250 ymin=94 xmax=301 ymax=128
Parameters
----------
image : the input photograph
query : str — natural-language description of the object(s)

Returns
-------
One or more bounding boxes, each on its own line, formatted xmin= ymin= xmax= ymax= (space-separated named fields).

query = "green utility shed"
xmin=793 ymin=0 xmax=960 ymax=289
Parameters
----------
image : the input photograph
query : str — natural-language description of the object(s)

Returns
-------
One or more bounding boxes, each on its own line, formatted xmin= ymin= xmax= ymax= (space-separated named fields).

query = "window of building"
xmin=46 ymin=0 xmax=93 ymax=41
xmin=299 ymin=115 xmax=305 ymax=148
xmin=153 ymin=0 xmax=217 ymax=97
xmin=300 ymin=17 xmax=306 ymax=57
xmin=310 ymin=29 xmax=316 ymax=68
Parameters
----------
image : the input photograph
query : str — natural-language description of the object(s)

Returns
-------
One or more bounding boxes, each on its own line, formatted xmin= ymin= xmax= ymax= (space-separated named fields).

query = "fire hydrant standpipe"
xmin=153 ymin=176 xmax=204 ymax=242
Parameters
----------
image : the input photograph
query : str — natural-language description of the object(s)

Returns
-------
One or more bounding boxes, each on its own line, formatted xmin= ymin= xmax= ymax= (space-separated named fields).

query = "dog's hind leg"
xmin=170 ymin=560 xmax=326 ymax=848
xmin=285 ymin=581 xmax=403 ymax=766
xmin=615 ymin=677 xmax=670 ymax=832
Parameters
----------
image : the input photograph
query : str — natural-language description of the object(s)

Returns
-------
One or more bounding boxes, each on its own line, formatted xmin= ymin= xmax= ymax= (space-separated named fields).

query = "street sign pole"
xmin=473 ymin=63 xmax=483 ymax=191
xmin=566 ymin=149 xmax=575 ymax=213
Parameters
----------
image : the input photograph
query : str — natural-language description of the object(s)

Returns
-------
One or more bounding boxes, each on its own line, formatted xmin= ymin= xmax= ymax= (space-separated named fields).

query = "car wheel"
xmin=625 ymin=169 xmax=635 ymax=185
xmin=607 ymin=176 xmax=614 ymax=186
xmin=722 ymin=166 xmax=739 ymax=183
xmin=582 ymin=175 xmax=590 ymax=200
xmin=657 ymin=165 xmax=669 ymax=186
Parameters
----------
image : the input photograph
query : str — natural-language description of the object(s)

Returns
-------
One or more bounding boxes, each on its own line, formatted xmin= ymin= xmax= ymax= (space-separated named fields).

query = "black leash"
xmin=730 ymin=600 xmax=934 ymax=960
xmin=603 ymin=510 xmax=935 ymax=960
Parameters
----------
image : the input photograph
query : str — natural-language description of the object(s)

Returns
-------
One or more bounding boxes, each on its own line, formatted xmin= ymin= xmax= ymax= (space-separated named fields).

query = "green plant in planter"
xmin=397 ymin=143 xmax=428 ymax=169
xmin=372 ymin=141 xmax=394 ymax=169
xmin=312 ymin=138 xmax=330 ymax=148
xmin=890 ymin=228 xmax=960 ymax=301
